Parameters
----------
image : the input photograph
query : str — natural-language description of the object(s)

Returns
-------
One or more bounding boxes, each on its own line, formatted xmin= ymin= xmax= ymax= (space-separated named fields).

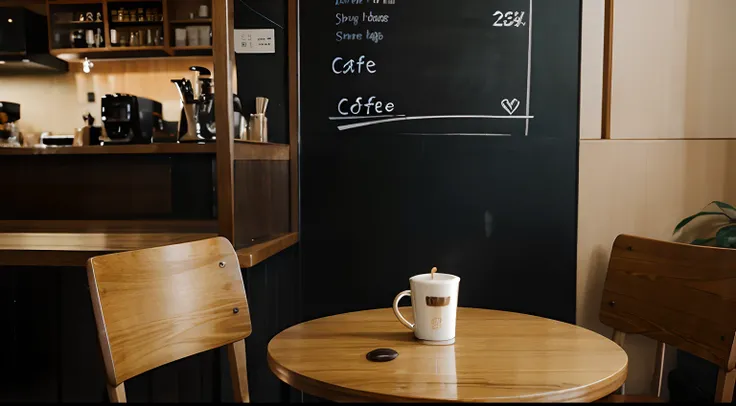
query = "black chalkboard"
xmin=299 ymin=0 xmax=581 ymax=324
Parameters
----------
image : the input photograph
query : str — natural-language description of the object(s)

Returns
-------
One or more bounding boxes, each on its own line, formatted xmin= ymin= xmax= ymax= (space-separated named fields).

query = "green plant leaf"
xmin=716 ymin=226 xmax=736 ymax=248
xmin=673 ymin=211 xmax=730 ymax=234
xmin=691 ymin=237 xmax=716 ymax=246
xmin=711 ymin=201 xmax=736 ymax=219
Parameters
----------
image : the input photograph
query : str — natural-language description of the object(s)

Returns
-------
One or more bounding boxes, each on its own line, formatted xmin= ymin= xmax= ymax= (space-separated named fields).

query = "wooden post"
xmin=288 ymin=0 xmax=299 ymax=232
xmin=213 ymin=0 xmax=236 ymax=243
xmin=601 ymin=0 xmax=614 ymax=139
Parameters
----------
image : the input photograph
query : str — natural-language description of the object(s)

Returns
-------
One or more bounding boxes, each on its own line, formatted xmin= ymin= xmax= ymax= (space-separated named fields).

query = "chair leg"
xmin=611 ymin=330 xmax=626 ymax=395
xmin=715 ymin=369 xmax=736 ymax=403
xmin=107 ymin=383 xmax=126 ymax=403
xmin=650 ymin=342 xmax=665 ymax=397
xmin=227 ymin=340 xmax=250 ymax=403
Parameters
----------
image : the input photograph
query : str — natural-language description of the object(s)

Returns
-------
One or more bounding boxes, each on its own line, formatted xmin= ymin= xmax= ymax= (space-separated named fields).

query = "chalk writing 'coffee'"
xmin=338 ymin=96 xmax=395 ymax=116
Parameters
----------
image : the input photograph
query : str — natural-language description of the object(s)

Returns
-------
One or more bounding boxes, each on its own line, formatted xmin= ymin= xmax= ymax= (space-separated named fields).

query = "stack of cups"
xmin=175 ymin=28 xmax=186 ymax=47
xmin=186 ymin=26 xmax=200 ymax=46
xmin=199 ymin=26 xmax=211 ymax=46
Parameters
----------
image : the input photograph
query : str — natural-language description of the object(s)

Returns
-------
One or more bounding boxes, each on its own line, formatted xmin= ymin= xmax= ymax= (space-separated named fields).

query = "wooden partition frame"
xmin=601 ymin=0 xmax=614 ymax=140
xmin=213 ymin=0 xmax=300 ymax=245
xmin=213 ymin=0 xmax=236 ymax=242
xmin=288 ymin=0 xmax=299 ymax=232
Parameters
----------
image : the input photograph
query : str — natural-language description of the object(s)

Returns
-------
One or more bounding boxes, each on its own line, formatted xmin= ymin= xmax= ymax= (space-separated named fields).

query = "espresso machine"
xmin=100 ymin=94 xmax=163 ymax=145
xmin=0 ymin=101 xmax=21 ymax=147
xmin=171 ymin=66 xmax=244 ymax=142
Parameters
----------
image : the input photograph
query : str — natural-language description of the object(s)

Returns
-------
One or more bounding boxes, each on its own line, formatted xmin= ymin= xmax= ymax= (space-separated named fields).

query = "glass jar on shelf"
xmin=119 ymin=31 xmax=129 ymax=47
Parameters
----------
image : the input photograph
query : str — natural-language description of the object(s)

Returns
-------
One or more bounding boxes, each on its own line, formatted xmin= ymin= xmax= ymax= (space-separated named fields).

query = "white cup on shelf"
xmin=175 ymin=28 xmax=187 ymax=47
xmin=198 ymin=26 xmax=211 ymax=46
xmin=186 ymin=26 xmax=200 ymax=46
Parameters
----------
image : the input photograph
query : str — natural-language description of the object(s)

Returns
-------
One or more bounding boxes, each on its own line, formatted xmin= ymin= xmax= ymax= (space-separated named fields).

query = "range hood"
xmin=0 ymin=7 xmax=68 ymax=73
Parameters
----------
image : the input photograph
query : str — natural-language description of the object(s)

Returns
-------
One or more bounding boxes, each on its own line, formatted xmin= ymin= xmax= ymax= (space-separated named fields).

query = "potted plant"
xmin=669 ymin=201 xmax=736 ymax=402
xmin=674 ymin=201 xmax=736 ymax=247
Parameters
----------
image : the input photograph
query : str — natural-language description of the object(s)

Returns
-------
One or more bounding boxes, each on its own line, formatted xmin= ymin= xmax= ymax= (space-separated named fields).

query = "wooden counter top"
xmin=0 ymin=231 xmax=299 ymax=268
xmin=236 ymin=233 xmax=299 ymax=268
xmin=0 ymin=232 xmax=217 ymax=267
xmin=0 ymin=144 xmax=216 ymax=155
xmin=0 ymin=142 xmax=290 ymax=159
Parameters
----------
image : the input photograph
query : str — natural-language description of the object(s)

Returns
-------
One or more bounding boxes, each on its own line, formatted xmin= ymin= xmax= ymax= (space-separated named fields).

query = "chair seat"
xmin=597 ymin=394 xmax=664 ymax=403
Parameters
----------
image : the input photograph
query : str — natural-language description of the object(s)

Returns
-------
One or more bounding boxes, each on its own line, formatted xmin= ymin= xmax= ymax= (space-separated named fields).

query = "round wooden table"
xmin=268 ymin=308 xmax=628 ymax=403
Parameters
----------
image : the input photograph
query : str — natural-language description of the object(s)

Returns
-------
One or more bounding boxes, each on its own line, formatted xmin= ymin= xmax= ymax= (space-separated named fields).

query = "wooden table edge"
xmin=268 ymin=349 xmax=627 ymax=403
xmin=266 ymin=308 xmax=630 ymax=403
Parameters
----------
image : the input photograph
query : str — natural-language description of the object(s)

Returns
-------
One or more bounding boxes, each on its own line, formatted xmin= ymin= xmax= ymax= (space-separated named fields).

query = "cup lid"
xmin=410 ymin=273 xmax=460 ymax=283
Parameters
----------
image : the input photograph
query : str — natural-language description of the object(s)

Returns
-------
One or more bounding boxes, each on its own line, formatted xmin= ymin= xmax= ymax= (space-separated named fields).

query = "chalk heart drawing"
xmin=501 ymin=98 xmax=521 ymax=115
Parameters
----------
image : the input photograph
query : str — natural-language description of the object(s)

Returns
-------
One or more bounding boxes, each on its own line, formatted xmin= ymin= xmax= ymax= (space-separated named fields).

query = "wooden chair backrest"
xmin=600 ymin=234 xmax=736 ymax=401
xmin=87 ymin=237 xmax=252 ymax=401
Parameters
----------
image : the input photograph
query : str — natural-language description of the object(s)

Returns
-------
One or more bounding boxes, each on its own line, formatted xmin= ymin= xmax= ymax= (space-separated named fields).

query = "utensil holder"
xmin=248 ymin=114 xmax=268 ymax=143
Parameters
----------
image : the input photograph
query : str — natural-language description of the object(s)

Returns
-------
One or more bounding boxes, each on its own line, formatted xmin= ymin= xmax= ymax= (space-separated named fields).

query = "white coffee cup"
xmin=392 ymin=273 xmax=460 ymax=344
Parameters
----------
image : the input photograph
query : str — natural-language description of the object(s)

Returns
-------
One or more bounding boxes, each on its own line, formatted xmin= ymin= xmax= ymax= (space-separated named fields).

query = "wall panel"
xmin=578 ymin=139 xmax=736 ymax=394
xmin=580 ymin=0 xmax=605 ymax=140
xmin=610 ymin=0 xmax=736 ymax=139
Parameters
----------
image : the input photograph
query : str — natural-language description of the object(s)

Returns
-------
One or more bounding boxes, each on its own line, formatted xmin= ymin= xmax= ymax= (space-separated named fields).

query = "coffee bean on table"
xmin=366 ymin=348 xmax=398 ymax=362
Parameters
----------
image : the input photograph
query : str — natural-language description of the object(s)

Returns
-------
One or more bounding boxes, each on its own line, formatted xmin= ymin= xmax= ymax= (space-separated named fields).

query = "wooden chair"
xmin=598 ymin=234 xmax=736 ymax=403
xmin=86 ymin=237 xmax=252 ymax=403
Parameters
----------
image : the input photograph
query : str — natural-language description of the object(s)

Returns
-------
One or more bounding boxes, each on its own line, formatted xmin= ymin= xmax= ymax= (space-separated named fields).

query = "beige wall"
xmin=0 ymin=57 xmax=212 ymax=135
xmin=579 ymin=0 xmax=736 ymax=397
xmin=610 ymin=0 xmax=736 ymax=139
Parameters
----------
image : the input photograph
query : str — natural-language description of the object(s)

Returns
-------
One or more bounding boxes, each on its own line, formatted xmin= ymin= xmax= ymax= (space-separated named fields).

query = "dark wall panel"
xmin=235 ymin=0 xmax=289 ymax=144
xmin=299 ymin=1 xmax=581 ymax=324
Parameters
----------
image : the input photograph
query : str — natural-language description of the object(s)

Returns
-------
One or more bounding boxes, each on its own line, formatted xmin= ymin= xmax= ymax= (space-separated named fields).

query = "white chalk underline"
xmin=401 ymin=133 xmax=512 ymax=137
xmin=329 ymin=115 xmax=406 ymax=121
xmin=333 ymin=115 xmax=536 ymax=131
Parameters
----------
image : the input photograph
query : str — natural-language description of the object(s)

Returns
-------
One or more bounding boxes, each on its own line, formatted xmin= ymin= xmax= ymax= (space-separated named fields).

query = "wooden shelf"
xmin=107 ymin=45 xmax=166 ymax=51
xmin=50 ymin=45 xmax=168 ymax=56
xmin=52 ymin=21 xmax=105 ymax=25
xmin=234 ymin=140 xmax=290 ymax=161
xmin=171 ymin=45 xmax=211 ymax=50
xmin=170 ymin=19 xmax=211 ymax=24
xmin=0 ymin=220 xmax=218 ymax=234
xmin=236 ymin=233 xmax=299 ymax=268
xmin=50 ymin=47 xmax=110 ymax=55
xmin=0 ymin=232 xmax=217 ymax=267
xmin=108 ymin=20 xmax=164 ymax=26
xmin=0 ymin=143 xmax=216 ymax=156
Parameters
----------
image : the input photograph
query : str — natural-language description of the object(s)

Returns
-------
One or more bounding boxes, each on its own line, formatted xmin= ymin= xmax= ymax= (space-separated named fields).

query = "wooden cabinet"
xmin=45 ymin=0 xmax=213 ymax=59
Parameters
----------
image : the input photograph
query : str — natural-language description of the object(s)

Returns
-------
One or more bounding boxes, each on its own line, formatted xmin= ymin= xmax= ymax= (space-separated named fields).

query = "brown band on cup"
xmin=425 ymin=296 xmax=451 ymax=307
